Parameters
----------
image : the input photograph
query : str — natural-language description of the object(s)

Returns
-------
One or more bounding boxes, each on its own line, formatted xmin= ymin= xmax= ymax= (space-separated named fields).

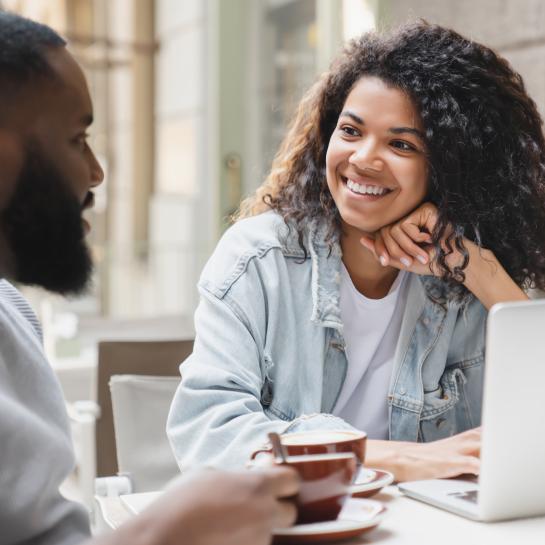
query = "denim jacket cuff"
xmin=284 ymin=413 xmax=360 ymax=434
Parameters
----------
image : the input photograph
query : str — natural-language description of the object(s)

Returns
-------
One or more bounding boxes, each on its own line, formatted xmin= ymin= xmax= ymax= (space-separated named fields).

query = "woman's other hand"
xmin=366 ymin=427 xmax=481 ymax=482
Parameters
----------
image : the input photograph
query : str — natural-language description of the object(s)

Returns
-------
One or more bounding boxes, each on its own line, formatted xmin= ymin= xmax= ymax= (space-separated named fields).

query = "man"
xmin=0 ymin=11 xmax=297 ymax=545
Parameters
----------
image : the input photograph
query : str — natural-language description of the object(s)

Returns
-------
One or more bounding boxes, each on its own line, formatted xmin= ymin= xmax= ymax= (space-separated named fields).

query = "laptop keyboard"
xmin=447 ymin=489 xmax=479 ymax=504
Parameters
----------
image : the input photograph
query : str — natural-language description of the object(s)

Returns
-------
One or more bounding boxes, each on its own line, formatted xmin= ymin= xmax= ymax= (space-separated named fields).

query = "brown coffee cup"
xmin=277 ymin=452 xmax=357 ymax=524
xmin=252 ymin=430 xmax=367 ymax=467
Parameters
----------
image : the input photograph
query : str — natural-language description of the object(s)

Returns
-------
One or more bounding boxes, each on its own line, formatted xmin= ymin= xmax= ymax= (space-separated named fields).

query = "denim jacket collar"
xmin=308 ymin=220 xmax=344 ymax=330
xmin=304 ymin=219 xmax=451 ymax=331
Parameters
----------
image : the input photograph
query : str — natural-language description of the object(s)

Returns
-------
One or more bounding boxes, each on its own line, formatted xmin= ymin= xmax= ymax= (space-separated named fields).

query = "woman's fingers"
xmin=429 ymin=456 xmax=480 ymax=480
xmin=451 ymin=455 xmax=480 ymax=477
xmin=402 ymin=221 xmax=433 ymax=244
xmin=390 ymin=224 xmax=429 ymax=264
xmin=459 ymin=441 xmax=481 ymax=457
xmin=374 ymin=232 xmax=390 ymax=266
xmin=360 ymin=234 xmax=391 ymax=266
xmin=415 ymin=202 xmax=439 ymax=233
xmin=359 ymin=235 xmax=377 ymax=257
xmin=439 ymin=430 xmax=481 ymax=476
xmin=381 ymin=228 xmax=413 ymax=267
xmin=358 ymin=203 xmax=441 ymax=273
xmin=396 ymin=427 xmax=483 ymax=481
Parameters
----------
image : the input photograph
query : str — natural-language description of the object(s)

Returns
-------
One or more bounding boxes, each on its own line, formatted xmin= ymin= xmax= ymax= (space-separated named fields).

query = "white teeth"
xmin=346 ymin=179 xmax=389 ymax=196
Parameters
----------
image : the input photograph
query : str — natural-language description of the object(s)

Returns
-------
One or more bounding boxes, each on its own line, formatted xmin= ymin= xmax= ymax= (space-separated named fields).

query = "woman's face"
xmin=326 ymin=76 xmax=428 ymax=236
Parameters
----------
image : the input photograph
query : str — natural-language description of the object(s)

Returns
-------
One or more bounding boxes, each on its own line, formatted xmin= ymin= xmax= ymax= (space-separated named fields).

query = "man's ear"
xmin=0 ymin=129 xmax=24 ymax=211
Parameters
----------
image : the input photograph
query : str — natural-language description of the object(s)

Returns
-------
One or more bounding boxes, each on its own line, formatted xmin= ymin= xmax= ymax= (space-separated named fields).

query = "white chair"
xmin=65 ymin=400 xmax=100 ymax=510
xmin=92 ymin=339 xmax=192 ymax=534
xmin=109 ymin=374 xmax=181 ymax=492
xmin=94 ymin=340 xmax=193 ymax=479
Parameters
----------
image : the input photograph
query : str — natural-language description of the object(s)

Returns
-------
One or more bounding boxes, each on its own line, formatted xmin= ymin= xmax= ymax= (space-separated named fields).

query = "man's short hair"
xmin=0 ymin=10 xmax=66 ymax=92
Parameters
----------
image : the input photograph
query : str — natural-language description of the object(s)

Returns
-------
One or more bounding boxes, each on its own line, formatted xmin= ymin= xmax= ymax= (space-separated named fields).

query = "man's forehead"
xmin=2 ymin=46 xmax=93 ymax=133
xmin=41 ymin=46 xmax=93 ymax=124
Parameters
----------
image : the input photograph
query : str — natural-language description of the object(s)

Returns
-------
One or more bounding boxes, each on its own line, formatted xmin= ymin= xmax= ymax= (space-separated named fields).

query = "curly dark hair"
xmin=237 ymin=20 xmax=545 ymax=295
xmin=0 ymin=11 xmax=66 ymax=106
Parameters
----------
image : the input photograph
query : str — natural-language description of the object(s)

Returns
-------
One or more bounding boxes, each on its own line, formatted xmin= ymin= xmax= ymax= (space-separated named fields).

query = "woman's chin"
xmin=339 ymin=216 xmax=382 ymax=238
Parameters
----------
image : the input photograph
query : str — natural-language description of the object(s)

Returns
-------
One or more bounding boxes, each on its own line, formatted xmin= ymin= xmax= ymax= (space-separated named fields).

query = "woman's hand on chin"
xmin=359 ymin=202 xmax=461 ymax=276
xmin=359 ymin=202 xmax=528 ymax=308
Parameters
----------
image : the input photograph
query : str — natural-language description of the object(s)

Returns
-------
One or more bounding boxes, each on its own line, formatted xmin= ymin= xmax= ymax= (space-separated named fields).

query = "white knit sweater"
xmin=0 ymin=280 xmax=90 ymax=545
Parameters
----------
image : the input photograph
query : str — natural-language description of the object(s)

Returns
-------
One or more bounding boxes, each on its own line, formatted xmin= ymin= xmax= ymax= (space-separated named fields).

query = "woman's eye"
xmin=391 ymin=140 xmax=415 ymax=152
xmin=340 ymin=125 xmax=360 ymax=137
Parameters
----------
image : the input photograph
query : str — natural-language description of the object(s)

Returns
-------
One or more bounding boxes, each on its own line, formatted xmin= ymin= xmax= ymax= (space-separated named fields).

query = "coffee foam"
xmin=285 ymin=452 xmax=355 ymax=463
xmin=281 ymin=430 xmax=365 ymax=445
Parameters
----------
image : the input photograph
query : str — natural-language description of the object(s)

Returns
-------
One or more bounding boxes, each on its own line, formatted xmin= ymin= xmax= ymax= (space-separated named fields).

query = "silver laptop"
xmin=399 ymin=299 xmax=545 ymax=521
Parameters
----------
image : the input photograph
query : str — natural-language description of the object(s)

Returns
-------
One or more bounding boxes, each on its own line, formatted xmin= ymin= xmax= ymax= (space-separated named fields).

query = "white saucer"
xmin=273 ymin=498 xmax=386 ymax=544
xmin=350 ymin=467 xmax=395 ymax=497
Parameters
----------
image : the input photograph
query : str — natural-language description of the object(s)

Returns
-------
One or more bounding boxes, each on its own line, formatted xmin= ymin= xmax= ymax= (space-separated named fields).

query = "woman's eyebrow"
xmin=339 ymin=110 xmax=424 ymax=139
xmin=389 ymin=126 xmax=424 ymax=139
xmin=339 ymin=110 xmax=364 ymax=124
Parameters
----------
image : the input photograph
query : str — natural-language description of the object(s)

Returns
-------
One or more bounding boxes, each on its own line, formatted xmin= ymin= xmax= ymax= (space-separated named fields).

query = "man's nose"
xmin=89 ymin=148 xmax=104 ymax=186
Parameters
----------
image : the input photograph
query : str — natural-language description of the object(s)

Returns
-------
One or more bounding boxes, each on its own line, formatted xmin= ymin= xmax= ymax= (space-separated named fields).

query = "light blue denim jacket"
xmin=167 ymin=211 xmax=487 ymax=469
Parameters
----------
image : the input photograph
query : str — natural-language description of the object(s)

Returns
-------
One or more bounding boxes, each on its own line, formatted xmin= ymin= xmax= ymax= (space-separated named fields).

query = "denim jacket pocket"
xmin=260 ymin=353 xmax=274 ymax=406
xmin=419 ymin=367 xmax=470 ymax=441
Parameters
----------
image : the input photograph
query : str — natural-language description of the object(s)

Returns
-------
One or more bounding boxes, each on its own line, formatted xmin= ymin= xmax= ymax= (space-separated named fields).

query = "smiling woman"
xmin=167 ymin=20 xmax=545 ymax=482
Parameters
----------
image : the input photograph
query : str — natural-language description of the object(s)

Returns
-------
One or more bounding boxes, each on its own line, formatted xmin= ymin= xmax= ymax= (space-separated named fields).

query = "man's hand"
xmin=102 ymin=467 xmax=299 ymax=545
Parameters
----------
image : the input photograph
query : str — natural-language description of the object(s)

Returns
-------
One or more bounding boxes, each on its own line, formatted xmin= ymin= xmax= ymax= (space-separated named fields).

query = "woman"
xmin=167 ymin=21 xmax=545 ymax=481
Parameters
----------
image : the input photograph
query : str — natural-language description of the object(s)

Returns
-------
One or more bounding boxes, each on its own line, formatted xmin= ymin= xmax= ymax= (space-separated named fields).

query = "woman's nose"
xmin=348 ymin=140 xmax=384 ymax=172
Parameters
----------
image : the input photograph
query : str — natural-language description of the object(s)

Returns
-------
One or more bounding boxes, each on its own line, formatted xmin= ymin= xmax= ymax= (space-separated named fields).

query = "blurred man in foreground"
xmin=0 ymin=11 xmax=297 ymax=545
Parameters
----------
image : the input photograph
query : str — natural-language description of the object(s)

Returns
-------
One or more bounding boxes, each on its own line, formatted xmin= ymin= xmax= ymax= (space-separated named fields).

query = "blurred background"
xmin=3 ymin=0 xmax=545 ymax=456
xmin=6 ymin=0 xmax=545 ymax=378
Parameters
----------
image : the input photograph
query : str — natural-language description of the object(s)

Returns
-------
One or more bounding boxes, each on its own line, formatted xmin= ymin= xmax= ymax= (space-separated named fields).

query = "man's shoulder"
xmin=200 ymin=211 xmax=307 ymax=298
xmin=0 ymin=280 xmax=43 ymax=342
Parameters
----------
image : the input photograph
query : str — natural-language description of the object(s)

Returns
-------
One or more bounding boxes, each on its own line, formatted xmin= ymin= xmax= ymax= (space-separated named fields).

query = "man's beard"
xmin=0 ymin=144 xmax=93 ymax=295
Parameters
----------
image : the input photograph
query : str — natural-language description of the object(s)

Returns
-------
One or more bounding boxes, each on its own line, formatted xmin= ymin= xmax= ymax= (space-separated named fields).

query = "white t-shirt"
xmin=333 ymin=264 xmax=409 ymax=439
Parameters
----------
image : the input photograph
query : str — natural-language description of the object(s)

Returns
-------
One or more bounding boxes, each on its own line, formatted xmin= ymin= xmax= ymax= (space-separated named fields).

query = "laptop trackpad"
xmin=399 ymin=477 xmax=481 ymax=519
xmin=448 ymin=488 xmax=479 ymax=504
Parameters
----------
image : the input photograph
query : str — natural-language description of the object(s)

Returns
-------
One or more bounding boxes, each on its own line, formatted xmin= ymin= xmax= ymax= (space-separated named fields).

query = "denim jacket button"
xmin=399 ymin=387 xmax=406 ymax=395
xmin=422 ymin=317 xmax=430 ymax=326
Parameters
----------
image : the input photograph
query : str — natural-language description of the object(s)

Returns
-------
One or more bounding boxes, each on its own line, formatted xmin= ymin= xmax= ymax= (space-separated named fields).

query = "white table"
xmin=96 ymin=485 xmax=545 ymax=544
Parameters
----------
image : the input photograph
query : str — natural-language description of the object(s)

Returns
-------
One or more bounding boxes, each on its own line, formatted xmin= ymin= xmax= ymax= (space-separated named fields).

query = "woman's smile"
xmin=342 ymin=175 xmax=395 ymax=201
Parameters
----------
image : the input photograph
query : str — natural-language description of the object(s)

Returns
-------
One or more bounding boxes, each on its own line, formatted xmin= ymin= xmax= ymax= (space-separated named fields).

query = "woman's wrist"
xmin=364 ymin=439 xmax=408 ymax=482
xmin=462 ymin=240 xmax=528 ymax=309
